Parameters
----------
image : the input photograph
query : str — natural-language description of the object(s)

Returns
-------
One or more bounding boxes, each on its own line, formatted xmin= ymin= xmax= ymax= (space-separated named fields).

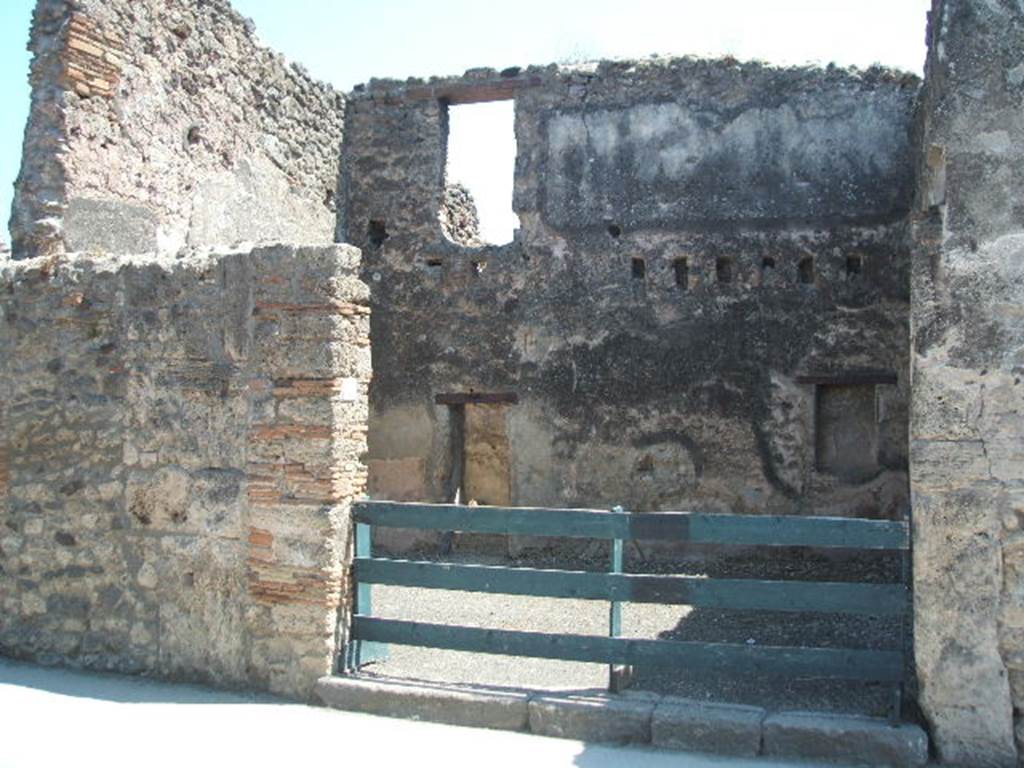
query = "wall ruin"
xmin=10 ymin=0 xmax=344 ymax=258
xmin=3 ymin=0 xmax=1024 ymax=764
xmin=0 ymin=245 xmax=370 ymax=698
xmin=910 ymin=1 xmax=1024 ymax=764
xmin=344 ymin=62 xmax=917 ymax=541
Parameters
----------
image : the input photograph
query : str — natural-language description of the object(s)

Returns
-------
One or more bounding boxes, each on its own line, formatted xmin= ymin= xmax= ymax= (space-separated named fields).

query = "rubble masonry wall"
xmin=0 ymin=244 xmax=370 ymax=699
xmin=10 ymin=0 xmax=344 ymax=258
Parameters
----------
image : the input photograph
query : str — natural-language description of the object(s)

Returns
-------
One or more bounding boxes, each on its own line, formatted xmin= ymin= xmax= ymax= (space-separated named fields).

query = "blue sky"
xmin=1 ymin=0 xmax=931 ymax=247
xmin=1 ymin=0 xmax=34 ymax=247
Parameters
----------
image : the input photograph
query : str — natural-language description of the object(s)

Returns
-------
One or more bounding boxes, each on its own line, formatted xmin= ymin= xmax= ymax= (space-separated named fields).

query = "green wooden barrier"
xmin=353 ymin=558 xmax=909 ymax=615
xmin=353 ymin=501 xmax=909 ymax=550
xmin=352 ymin=617 xmax=905 ymax=682
xmin=345 ymin=522 xmax=389 ymax=668
xmin=345 ymin=500 xmax=911 ymax=721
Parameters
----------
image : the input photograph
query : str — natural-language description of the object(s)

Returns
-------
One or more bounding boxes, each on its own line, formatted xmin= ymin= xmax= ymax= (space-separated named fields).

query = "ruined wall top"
xmin=10 ymin=0 xmax=345 ymax=259
xmin=343 ymin=54 xmax=920 ymax=254
xmin=345 ymin=51 xmax=917 ymax=523
xmin=349 ymin=56 xmax=919 ymax=103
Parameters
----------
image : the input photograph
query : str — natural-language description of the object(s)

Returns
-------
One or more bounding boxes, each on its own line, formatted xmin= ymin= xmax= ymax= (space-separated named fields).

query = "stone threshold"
xmin=315 ymin=675 xmax=928 ymax=766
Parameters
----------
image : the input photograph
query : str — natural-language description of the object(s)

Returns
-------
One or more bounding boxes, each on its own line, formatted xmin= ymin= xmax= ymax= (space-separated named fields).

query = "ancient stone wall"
xmin=9 ymin=0 xmax=344 ymax=259
xmin=0 ymin=244 xmax=370 ymax=699
xmin=910 ymin=1 xmax=1024 ymax=764
xmin=7 ymin=1 xmax=1024 ymax=761
xmin=342 ymin=61 xmax=918 ymax=541
xmin=440 ymin=183 xmax=483 ymax=248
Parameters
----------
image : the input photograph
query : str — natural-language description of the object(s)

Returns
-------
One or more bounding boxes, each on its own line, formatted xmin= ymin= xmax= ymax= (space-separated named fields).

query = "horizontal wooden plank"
xmin=354 ymin=558 xmax=909 ymax=615
xmin=351 ymin=617 xmax=905 ymax=682
xmin=355 ymin=501 xmax=624 ymax=539
xmin=397 ymin=76 xmax=543 ymax=105
xmin=352 ymin=501 xmax=909 ymax=550
xmin=650 ymin=513 xmax=909 ymax=550
xmin=435 ymin=392 xmax=519 ymax=405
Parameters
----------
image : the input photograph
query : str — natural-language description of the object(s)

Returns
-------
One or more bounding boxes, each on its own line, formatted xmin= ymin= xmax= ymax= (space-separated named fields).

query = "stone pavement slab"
xmin=528 ymin=691 xmax=656 ymax=743
xmin=652 ymin=697 xmax=766 ymax=757
xmin=763 ymin=710 xmax=929 ymax=767
xmin=316 ymin=674 xmax=530 ymax=730
xmin=317 ymin=673 xmax=931 ymax=765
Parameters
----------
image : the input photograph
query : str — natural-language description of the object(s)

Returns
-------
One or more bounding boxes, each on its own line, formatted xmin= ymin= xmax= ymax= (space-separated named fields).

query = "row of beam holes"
xmin=630 ymin=255 xmax=864 ymax=288
xmin=419 ymin=253 xmax=856 ymax=284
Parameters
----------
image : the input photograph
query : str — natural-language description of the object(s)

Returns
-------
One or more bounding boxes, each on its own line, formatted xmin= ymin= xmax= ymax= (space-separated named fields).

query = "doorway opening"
xmin=436 ymin=392 xmax=517 ymax=506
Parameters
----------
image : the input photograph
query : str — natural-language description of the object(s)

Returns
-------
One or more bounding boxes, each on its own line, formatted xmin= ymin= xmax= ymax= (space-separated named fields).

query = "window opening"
xmin=441 ymin=100 xmax=518 ymax=246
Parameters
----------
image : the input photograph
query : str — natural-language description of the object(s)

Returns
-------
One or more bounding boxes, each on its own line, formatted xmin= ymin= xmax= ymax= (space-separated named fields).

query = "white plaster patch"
xmin=629 ymin=102 xmax=686 ymax=142
xmin=588 ymin=115 xmax=619 ymax=156
xmin=546 ymin=114 xmax=587 ymax=156
xmin=974 ymin=130 xmax=1012 ymax=155
xmin=339 ymin=377 xmax=360 ymax=402
xmin=657 ymin=145 xmax=700 ymax=178
xmin=137 ymin=562 xmax=159 ymax=589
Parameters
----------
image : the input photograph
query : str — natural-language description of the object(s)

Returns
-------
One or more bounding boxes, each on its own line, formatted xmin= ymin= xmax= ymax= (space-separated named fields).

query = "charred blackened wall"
xmin=342 ymin=59 xmax=918 ymax=534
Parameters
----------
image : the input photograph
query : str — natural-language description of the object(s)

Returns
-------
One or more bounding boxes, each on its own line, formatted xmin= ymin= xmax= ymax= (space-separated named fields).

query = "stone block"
xmin=250 ymin=245 xmax=363 ymax=304
xmin=911 ymin=363 xmax=983 ymax=442
xmin=762 ymin=711 xmax=928 ymax=767
xmin=651 ymin=697 xmax=765 ymax=757
xmin=910 ymin=439 xmax=991 ymax=490
xmin=315 ymin=676 xmax=529 ymax=731
xmin=527 ymin=692 xmax=654 ymax=743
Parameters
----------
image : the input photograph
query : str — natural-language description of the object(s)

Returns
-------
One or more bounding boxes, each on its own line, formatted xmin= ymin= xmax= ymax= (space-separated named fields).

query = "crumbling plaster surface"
xmin=9 ymin=0 xmax=344 ymax=259
xmin=0 ymin=244 xmax=370 ymax=699
xmin=910 ymin=1 xmax=1024 ymax=765
xmin=537 ymin=90 xmax=911 ymax=229
xmin=343 ymin=60 xmax=916 ymax=530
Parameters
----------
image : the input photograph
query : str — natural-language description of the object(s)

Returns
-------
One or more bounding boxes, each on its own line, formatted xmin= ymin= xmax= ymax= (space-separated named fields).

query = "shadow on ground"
xmin=0 ymin=657 xmax=286 ymax=705
xmin=626 ymin=547 xmax=912 ymax=718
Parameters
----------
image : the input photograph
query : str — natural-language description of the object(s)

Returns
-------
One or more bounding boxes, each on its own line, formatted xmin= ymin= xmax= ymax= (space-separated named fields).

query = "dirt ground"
xmin=362 ymin=543 xmax=911 ymax=719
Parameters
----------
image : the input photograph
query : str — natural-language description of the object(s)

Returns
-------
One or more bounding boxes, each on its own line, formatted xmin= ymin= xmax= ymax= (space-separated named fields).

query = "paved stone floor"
xmin=0 ymin=657 xmax=837 ymax=768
